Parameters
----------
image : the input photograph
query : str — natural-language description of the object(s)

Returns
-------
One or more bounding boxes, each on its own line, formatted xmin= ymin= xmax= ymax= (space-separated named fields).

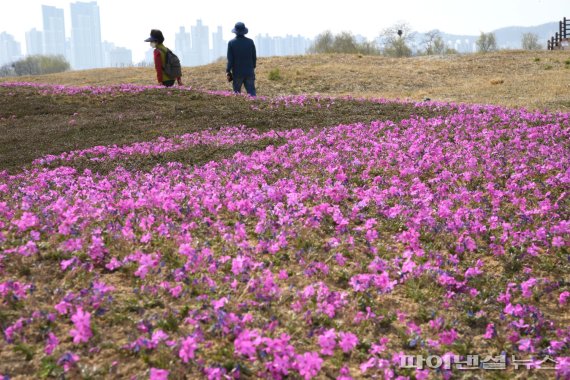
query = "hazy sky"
xmin=2 ymin=0 xmax=565 ymax=61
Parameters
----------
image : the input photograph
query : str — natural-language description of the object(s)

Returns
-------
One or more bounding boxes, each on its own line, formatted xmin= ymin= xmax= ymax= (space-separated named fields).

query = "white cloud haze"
xmin=2 ymin=0 xmax=566 ymax=61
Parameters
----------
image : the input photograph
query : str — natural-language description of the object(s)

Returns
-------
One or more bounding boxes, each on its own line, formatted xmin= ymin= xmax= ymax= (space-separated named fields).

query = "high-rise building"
xmin=212 ymin=26 xmax=225 ymax=61
xmin=42 ymin=5 xmax=66 ymax=57
xmin=26 ymin=28 xmax=44 ymax=56
xmin=0 ymin=32 xmax=22 ymax=65
xmin=190 ymin=19 xmax=209 ymax=66
xmin=70 ymin=1 xmax=103 ymax=69
xmin=102 ymin=41 xmax=115 ymax=67
xmin=255 ymin=34 xmax=275 ymax=57
xmin=255 ymin=34 xmax=311 ymax=57
xmin=175 ymin=27 xmax=192 ymax=66
xmin=65 ymin=38 xmax=74 ymax=67
xmin=144 ymin=48 xmax=154 ymax=65
xmin=109 ymin=47 xmax=132 ymax=67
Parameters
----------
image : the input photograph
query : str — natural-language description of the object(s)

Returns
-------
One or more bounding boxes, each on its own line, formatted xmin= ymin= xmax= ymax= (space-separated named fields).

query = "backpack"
xmin=162 ymin=48 xmax=182 ymax=78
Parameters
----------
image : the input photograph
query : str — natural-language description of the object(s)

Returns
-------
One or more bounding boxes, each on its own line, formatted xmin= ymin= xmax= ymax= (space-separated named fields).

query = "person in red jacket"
xmin=144 ymin=29 xmax=183 ymax=87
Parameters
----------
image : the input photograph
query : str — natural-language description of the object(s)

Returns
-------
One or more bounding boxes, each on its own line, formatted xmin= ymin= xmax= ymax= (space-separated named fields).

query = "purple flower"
xmin=560 ymin=291 xmax=569 ymax=306
xmin=70 ymin=307 xmax=92 ymax=344
xmin=483 ymin=323 xmax=495 ymax=339
xmin=338 ymin=332 xmax=359 ymax=353
xmin=234 ymin=329 xmax=262 ymax=360
xmin=318 ymin=329 xmax=336 ymax=356
xmin=45 ymin=332 xmax=59 ymax=355
xmin=179 ymin=335 xmax=198 ymax=363
xmin=149 ymin=368 xmax=169 ymax=380
xmin=295 ymin=352 xmax=323 ymax=380
xmin=438 ymin=329 xmax=458 ymax=345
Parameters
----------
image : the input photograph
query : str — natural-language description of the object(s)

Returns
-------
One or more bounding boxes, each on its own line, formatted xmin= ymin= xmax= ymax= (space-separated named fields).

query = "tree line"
xmin=309 ymin=23 xmax=545 ymax=57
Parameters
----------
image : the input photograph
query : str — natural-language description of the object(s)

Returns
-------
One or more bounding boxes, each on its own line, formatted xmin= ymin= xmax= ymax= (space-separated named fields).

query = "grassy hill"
xmin=2 ymin=50 xmax=570 ymax=111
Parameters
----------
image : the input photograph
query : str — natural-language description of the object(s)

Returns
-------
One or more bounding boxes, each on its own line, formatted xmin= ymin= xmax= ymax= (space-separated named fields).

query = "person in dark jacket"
xmin=144 ymin=29 xmax=183 ymax=87
xmin=226 ymin=22 xmax=256 ymax=96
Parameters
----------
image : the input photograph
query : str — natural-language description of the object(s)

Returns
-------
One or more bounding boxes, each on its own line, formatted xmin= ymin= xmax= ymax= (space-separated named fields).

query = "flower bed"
xmin=0 ymin=84 xmax=569 ymax=379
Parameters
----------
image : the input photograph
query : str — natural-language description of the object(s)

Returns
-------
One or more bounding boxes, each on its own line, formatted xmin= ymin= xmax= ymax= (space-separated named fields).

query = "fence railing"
xmin=547 ymin=17 xmax=569 ymax=50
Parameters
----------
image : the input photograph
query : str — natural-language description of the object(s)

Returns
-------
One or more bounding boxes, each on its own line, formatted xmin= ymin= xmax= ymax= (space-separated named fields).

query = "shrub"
xmin=268 ymin=68 xmax=282 ymax=81
xmin=1 ymin=55 xmax=70 ymax=77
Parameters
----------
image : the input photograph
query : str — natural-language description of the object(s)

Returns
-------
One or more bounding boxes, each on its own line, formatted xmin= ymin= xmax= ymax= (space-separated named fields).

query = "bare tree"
xmin=357 ymin=41 xmax=381 ymax=55
xmin=0 ymin=64 xmax=15 ymax=77
xmin=521 ymin=32 xmax=542 ymax=50
xmin=476 ymin=32 xmax=498 ymax=53
xmin=332 ymin=32 xmax=359 ymax=54
xmin=308 ymin=31 xmax=334 ymax=54
xmin=308 ymin=31 xmax=380 ymax=55
xmin=423 ymin=30 xmax=447 ymax=55
xmin=378 ymin=22 xmax=416 ymax=57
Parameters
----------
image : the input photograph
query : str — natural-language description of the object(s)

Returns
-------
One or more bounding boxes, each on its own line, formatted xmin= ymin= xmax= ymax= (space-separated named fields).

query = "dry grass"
xmin=2 ymin=50 xmax=570 ymax=111
xmin=0 ymin=86 xmax=443 ymax=173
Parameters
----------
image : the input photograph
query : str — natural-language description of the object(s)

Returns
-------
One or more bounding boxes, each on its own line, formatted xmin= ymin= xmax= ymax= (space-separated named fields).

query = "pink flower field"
xmin=0 ymin=83 xmax=569 ymax=379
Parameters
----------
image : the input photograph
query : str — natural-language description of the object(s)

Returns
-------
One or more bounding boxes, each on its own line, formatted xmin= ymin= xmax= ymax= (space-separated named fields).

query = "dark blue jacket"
xmin=226 ymin=36 xmax=257 ymax=78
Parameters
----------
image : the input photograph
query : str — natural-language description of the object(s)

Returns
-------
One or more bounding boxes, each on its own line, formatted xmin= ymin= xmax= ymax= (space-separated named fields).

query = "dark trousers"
xmin=162 ymin=80 xmax=175 ymax=87
xmin=232 ymin=77 xmax=256 ymax=96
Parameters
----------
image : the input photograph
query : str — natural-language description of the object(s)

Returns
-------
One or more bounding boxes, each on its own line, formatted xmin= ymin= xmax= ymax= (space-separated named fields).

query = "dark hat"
xmin=144 ymin=29 xmax=164 ymax=43
xmin=232 ymin=22 xmax=248 ymax=35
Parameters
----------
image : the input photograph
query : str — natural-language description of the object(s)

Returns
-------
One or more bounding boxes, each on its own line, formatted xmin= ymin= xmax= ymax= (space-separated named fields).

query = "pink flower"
xmin=359 ymin=357 xmax=377 ymax=374
xmin=415 ymin=369 xmax=431 ymax=380
xmin=211 ymin=297 xmax=228 ymax=311
xmin=105 ymin=257 xmax=122 ymax=271
xmin=318 ymin=329 xmax=336 ymax=356
xmin=150 ymin=368 xmax=169 ymax=380
xmin=178 ymin=243 xmax=194 ymax=256
xmin=70 ymin=307 xmax=92 ymax=344
xmin=234 ymin=329 xmax=262 ymax=360
xmin=179 ymin=335 xmax=198 ymax=363
xmin=205 ymin=367 xmax=227 ymax=380
xmin=556 ymin=357 xmax=570 ymax=378
xmin=552 ymin=236 xmax=565 ymax=247
xmin=438 ymin=329 xmax=458 ymax=345
xmin=338 ymin=332 xmax=359 ymax=353
xmin=483 ymin=323 xmax=495 ymax=339
xmin=518 ymin=338 xmax=534 ymax=352
xmin=520 ymin=278 xmax=537 ymax=298
xmin=151 ymin=330 xmax=169 ymax=345
xmin=559 ymin=291 xmax=569 ymax=306
xmin=169 ymin=285 xmax=182 ymax=298
xmin=295 ymin=352 xmax=323 ymax=380
xmin=55 ymin=301 xmax=72 ymax=315
xmin=337 ymin=366 xmax=353 ymax=380
xmin=12 ymin=211 xmax=39 ymax=231
xmin=45 ymin=332 xmax=59 ymax=355
xmin=463 ymin=236 xmax=477 ymax=251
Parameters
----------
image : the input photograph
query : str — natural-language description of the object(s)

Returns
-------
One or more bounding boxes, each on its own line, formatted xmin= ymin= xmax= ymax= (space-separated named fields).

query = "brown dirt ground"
xmin=2 ymin=50 xmax=570 ymax=111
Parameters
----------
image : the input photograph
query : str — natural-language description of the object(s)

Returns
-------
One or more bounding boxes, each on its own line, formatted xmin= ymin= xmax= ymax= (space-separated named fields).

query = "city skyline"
xmin=0 ymin=0 xmax=567 ymax=63
xmin=0 ymin=2 xmax=317 ymax=70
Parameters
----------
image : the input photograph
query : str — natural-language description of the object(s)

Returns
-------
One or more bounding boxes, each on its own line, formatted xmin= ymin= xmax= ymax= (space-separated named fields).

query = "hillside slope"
xmin=2 ymin=50 xmax=570 ymax=111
